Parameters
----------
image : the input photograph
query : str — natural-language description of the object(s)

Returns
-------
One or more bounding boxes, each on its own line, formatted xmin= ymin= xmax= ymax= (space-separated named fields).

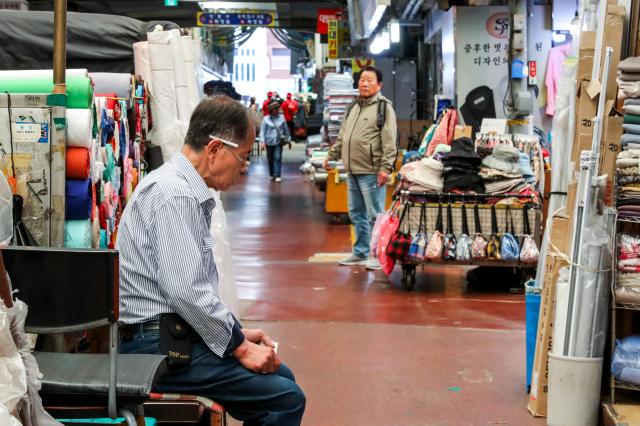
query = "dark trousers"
xmin=266 ymin=145 xmax=283 ymax=178
xmin=119 ymin=328 xmax=305 ymax=426
xmin=287 ymin=121 xmax=295 ymax=139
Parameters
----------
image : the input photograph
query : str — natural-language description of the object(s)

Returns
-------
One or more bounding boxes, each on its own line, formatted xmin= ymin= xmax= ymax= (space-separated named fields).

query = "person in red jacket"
xmin=281 ymin=93 xmax=299 ymax=138
xmin=262 ymin=91 xmax=273 ymax=116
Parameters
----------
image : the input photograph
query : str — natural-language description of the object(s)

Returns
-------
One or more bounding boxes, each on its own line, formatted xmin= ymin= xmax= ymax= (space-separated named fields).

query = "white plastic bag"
xmin=210 ymin=190 xmax=239 ymax=314
xmin=0 ymin=306 xmax=26 ymax=415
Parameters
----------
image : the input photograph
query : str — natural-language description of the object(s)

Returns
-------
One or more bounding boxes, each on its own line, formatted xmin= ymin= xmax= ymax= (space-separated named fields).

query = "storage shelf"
xmin=616 ymin=302 xmax=640 ymax=311
xmin=613 ymin=379 xmax=640 ymax=392
xmin=618 ymin=216 xmax=640 ymax=225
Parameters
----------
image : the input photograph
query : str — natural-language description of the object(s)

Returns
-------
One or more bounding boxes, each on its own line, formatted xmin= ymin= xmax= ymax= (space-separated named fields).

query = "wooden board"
xmin=603 ymin=403 xmax=640 ymax=426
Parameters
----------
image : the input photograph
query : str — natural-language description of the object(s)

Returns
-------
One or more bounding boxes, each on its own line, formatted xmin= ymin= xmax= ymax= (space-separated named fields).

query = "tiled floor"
xmin=221 ymin=145 xmax=543 ymax=425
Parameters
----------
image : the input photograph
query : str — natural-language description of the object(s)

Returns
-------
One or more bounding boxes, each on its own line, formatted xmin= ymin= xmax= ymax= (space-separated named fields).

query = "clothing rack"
xmin=398 ymin=190 xmax=539 ymax=202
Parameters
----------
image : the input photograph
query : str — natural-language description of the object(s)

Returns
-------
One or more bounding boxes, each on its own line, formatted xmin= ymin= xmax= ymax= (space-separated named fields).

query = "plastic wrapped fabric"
xmin=0 ymin=404 xmax=21 ymax=426
xmin=66 ymin=109 xmax=93 ymax=148
xmin=182 ymin=36 xmax=199 ymax=110
xmin=0 ymin=174 xmax=12 ymax=246
xmin=89 ymin=73 xmax=132 ymax=100
xmin=133 ymin=42 xmax=152 ymax=91
xmin=613 ymin=335 xmax=640 ymax=385
xmin=4 ymin=299 xmax=62 ymax=426
xmin=210 ymin=190 xmax=239 ymax=314
xmin=0 ymin=305 xmax=26 ymax=416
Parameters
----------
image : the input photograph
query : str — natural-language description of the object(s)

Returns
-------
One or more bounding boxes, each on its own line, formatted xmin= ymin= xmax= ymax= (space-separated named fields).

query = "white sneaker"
xmin=275 ymin=177 xmax=282 ymax=183
xmin=339 ymin=254 xmax=368 ymax=266
xmin=365 ymin=258 xmax=381 ymax=270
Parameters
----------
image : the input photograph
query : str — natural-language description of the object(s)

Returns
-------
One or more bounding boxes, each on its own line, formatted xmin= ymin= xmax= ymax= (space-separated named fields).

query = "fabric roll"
xmin=617 ymin=71 xmax=640 ymax=82
xmin=91 ymin=217 xmax=100 ymax=249
xmin=93 ymin=161 xmax=105 ymax=184
xmin=65 ymin=147 xmax=91 ymax=179
xmin=64 ymin=220 xmax=92 ymax=248
xmin=89 ymin=73 xmax=132 ymax=100
xmin=183 ymin=35 xmax=200 ymax=111
xmin=96 ymin=93 xmax=118 ymax=111
xmin=65 ymin=179 xmax=92 ymax=220
xmin=0 ymin=69 xmax=88 ymax=78
xmin=99 ymin=229 xmax=108 ymax=249
xmin=103 ymin=145 xmax=115 ymax=182
xmin=625 ymin=105 xmax=640 ymax=116
xmin=148 ymin=29 xmax=178 ymax=128
xmin=133 ymin=42 xmax=152 ymax=89
xmin=66 ymin=109 xmax=93 ymax=148
xmin=0 ymin=75 xmax=93 ymax=108
xmin=170 ymin=30 xmax=191 ymax=122
xmin=622 ymin=134 xmax=640 ymax=145
xmin=625 ymin=143 xmax=640 ymax=151
xmin=624 ymin=114 xmax=640 ymax=125
xmin=99 ymin=203 xmax=107 ymax=230
xmin=624 ymin=99 xmax=640 ymax=107
xmin=91 ymin=180 xmax=97 ymax=221
xmin=619 ymin=81 xmax=640 ymax=99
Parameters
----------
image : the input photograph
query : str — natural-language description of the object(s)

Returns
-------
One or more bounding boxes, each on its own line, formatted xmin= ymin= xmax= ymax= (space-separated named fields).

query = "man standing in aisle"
xmin=324 ymin=66 xmax=398 ymax=270
xmin=117 ymin=96 xmax=305 ymax=425
xmin=282 ymin=93 xmax=299 ymax=138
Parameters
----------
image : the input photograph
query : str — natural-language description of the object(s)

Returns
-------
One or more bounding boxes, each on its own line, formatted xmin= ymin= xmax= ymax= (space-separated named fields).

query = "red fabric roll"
xmin=65 ymin=147 xmax=91 ymax=179
xmin=96 ymin=92 xmax=118 ymax=110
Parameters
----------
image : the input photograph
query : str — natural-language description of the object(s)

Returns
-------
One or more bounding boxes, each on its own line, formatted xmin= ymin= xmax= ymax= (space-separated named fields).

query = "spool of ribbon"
xmin=65 ymin=179 xmax=92 ymax=220
xmin=64 ymin=220 xmax=92 ymax=248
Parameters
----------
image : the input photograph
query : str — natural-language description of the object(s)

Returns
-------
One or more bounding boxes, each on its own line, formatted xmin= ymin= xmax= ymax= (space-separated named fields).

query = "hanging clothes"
xmin=545 ymin=42 xmax=572 ymax=117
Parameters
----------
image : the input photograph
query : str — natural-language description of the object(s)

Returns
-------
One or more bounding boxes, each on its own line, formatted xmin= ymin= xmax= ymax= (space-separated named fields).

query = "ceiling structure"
xmin=27 ymin=0 xmax=349 ymax=33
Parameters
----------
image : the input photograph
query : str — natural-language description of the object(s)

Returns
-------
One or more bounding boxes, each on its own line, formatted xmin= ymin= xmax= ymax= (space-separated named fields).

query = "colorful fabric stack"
xmin=399 ymin=157 xmax=444 ymax=192
xmin=479 ymin=144 xmax=529 ymax=194
xmin=616 ymin=234 xmax=640 ymax=305
xmin=617 ymin=150 xmax=640 ymax=218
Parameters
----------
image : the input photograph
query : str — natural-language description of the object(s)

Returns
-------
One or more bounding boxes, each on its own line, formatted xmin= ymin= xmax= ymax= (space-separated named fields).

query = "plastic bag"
xmin=0 ymin=173 xmax=12 ymax=246
xmin=0 ymin=307 xmax=26 ymax=415
xmin=377 ymin=203 xmax=403 ymax=276
xmin=210 ymin=190 xmax=239 ymax=314
xmin=613 ymin=335 xmax=640 ymax=385
xmin=370 ymin=213 xmax=386 ymax=257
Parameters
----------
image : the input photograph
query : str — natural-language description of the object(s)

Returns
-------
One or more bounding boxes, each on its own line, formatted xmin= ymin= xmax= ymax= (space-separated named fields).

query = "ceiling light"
xmin=368 ymin=4 xmax=388 ymax=31
xmin=369 ymin=30 xmax=390 ymax=55
xmin=390 ymin=20 xmax=400 ymax=43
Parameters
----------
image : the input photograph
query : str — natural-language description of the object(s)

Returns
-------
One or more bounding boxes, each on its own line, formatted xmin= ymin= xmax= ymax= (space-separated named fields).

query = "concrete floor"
xmin=221 ymin=145 xmax=544 ymax=426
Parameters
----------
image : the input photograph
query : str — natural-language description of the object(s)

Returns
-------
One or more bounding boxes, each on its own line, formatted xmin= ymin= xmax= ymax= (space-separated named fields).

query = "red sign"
xmin=317 ymin=8 xmax=341 ymax=35
xmin=528 ymin=61 xmax=537 ymax=77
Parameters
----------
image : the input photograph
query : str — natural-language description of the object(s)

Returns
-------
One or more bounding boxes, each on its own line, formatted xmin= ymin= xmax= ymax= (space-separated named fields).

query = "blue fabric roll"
xmin=65 ymin=178 xmax=92 ymax=220
xmin=64 ymin=219 xmax=92 ymax=248
xmin=99 ymin=229 xmax=108 ymax=248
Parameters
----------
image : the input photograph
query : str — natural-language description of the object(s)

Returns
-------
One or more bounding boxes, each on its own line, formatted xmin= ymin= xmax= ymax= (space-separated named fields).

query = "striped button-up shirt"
xmin=116 ymin=152 xmax=242 ymax=357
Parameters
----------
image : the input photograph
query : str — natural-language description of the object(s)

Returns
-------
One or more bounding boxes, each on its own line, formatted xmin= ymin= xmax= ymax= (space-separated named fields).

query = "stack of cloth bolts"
xmin=617 ymin=56 xmax=640 ymax=100
xmin=479 ymin=144 xmax=530 ymax=194
xmin=616 ymin=234 xmax=640 ymax=305
xmin=617 ymin=149 xmax=640 ymax=219
xmin=399 ymin=157 xmax=444 ymax=193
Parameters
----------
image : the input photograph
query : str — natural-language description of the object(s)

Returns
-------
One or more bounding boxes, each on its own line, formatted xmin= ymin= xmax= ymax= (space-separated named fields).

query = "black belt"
xmin=119 ymin=320 xmax=161 ymax=340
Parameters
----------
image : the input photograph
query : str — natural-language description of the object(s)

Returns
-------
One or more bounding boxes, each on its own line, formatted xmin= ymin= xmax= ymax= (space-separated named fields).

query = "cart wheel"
xmin=401 ymin=265 xmax=416 ymax=291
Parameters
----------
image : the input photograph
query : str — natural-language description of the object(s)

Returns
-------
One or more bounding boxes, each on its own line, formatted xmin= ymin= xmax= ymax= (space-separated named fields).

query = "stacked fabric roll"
xmin=441 ymin=138 xmax=485 ymax=193
xmin=617 ymin=150 xmax=640 ymax=218
xmin=616 ymin=234 xmax=640 ymax=305
xmin=399 ymin=157 xmax=444 ymax=192
xmin=479 ymin=144 xmax=529 ymax=194
xmin=617 ymin=57 xmax=640 ymax=100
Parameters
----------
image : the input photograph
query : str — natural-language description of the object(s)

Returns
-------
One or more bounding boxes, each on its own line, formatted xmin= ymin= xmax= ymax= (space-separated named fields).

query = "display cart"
xmin=394 ymin=190 xmax=543 ymax=290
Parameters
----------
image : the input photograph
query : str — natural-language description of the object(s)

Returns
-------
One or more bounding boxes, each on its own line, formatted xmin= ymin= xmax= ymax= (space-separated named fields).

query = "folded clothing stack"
xmin=399 ymin=157 xmax=444 ymax=192
xmin=617 ymin=234 xmax=640 ymax=305
xmin=612 ymin=335 xmax=640 ymax=385
xmin=617 ymin=150 xmax=640 ymax=212
xmin=441 ymin=137 xmax=485 ymax=193
xmin=623 ymin=100 xmax=640 ymax=151
xmin=618 ymin=57 xmax=640 ymax=100
xmin=479 ymin=144 xmax=530 ymax=194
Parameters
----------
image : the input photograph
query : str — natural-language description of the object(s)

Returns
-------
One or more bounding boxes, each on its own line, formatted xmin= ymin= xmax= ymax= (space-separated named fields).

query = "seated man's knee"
xmin=286 ymin=383 xmax=306 ymax=412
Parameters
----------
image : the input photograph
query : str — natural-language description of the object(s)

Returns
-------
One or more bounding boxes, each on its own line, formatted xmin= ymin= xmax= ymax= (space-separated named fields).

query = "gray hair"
xmin=184 ymin=96 xmax=251 ymax=151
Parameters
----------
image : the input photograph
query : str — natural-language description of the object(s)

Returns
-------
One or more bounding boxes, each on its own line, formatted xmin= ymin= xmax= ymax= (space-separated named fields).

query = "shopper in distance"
xmin=116 ymin=96 xmax=305 ymax=426
xmin=260 ymin=99 xmax=291 ymax=183
xmin=324 ymin=66 xmax=398 ymax=270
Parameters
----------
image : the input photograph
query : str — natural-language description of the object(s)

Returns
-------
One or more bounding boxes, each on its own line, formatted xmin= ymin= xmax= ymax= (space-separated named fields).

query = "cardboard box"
xmin=528 ymin=254 xmax=569 ymax=417
xmin=566 ymin=182 xmax=577 ymax=220
xmin=396 ymin=119 xmax=431 ymax=150
xmin=549 ymin=216 xmax=570 ymax=256
xmin=453 ymin=125 xmax=472 ymax=139
xmin=577 ymin=31 xmax=596 ymax=86
xmin=600 ymin=5 xmax=625 ymax=100
xmin=572 ymin=81 xmax=598 ymax=163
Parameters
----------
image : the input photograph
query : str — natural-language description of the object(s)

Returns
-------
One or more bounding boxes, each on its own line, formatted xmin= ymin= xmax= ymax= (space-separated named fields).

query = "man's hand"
xmin=261 ymin=143 xmax=266 ymax=150
xmin=242 ymin=328 xmax=275 ymax=348
xmin=233 ymin=339 xmax=281 ymax=374
xmin=377 ymin=171 xmax=389 ymax=187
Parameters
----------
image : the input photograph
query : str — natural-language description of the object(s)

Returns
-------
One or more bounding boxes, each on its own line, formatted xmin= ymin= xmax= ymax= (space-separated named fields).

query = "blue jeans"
xmin=347 ymin=174 xmax=386 ymax=258
xmin=266 ymin=145 xmax=283 ymax=178
xmin=119 ymin=328 xmax=305 ymax=426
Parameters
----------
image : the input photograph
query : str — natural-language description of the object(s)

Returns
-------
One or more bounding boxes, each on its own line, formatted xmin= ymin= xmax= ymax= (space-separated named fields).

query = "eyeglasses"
xmin=209 ymin=135 xmax=246 ymax=167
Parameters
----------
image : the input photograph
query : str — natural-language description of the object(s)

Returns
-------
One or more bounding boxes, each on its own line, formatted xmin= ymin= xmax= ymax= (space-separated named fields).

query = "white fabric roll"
xmin=210 ymin=190 xmax=239 ymax=314
xmin=170 ymin=30 xmax=191 ymax=122
xmin=0 ymin=69 xmax=88 ymax=78
xmin=133 ymin=41 xmax=152 ymax=88
xmin=182 ymin=35 xmax=200 ymax=114
xmin=66 ymin=109 xmax=93 ymax=148
xmin=89 ymin=72 xmax=132 ymax=99
xmin=148 ymin=29 xmax=178 ymax=130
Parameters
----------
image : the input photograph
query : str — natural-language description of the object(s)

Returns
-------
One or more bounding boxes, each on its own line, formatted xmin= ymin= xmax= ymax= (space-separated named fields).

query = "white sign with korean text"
xmin=456 ymin=6 xmax=510 ymax=118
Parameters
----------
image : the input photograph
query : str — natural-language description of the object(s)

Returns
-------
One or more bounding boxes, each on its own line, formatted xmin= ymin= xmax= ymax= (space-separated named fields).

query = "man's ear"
xmin=205 ymin=138 xmax=223 ymax=156
xmin=379 ymin=82 xmax=384 ymax=90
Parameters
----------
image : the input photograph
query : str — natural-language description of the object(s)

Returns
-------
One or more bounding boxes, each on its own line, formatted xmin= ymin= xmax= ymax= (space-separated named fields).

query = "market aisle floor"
xmin=221 ymin=144 xmax=543 ymax=426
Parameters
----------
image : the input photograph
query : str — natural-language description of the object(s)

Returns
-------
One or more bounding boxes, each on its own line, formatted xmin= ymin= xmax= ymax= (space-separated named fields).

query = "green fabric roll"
xmin=64 ymin=219 xmax=92 ymax=248
xmin=0 ymin=75 xmax=93 ymax=108
xmin=103 ymin=145 xmax=115 ymax=183
xmin=624 ymin=114 xmax=640 ymax=125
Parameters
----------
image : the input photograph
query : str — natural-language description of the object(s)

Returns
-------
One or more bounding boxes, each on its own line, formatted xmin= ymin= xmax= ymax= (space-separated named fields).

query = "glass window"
xmin=272 ymin=48 xmax=290 ymax=70
xmin=252 ymin=63 xmax=256 ymax=81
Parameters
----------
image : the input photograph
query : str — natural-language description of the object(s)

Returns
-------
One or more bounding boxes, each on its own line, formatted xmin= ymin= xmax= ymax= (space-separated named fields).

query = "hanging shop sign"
xmin=317 ymin=8 xmax=342 ymax=35
xmin=352 ymin=57 xmax=375 ymax=73
xmin=328 ymin=18 xmax=339 ymax=59
xmin=455 ymin=6 xmax=509 ymax=118
xmin=197 ymin=11 xmax=276 ymax=27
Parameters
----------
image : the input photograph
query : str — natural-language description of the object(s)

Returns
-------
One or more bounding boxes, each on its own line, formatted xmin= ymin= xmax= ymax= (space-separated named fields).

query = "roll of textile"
xmin=93 ymin=161 xmax=105 ymax=184
xmin=91 ymin=181 xmax=97 ymax=221
xmin=0 ymin=75 xmax=93 ymax=108
xmin=91 ymin=217 xmax=100 ymax=249
xmin=148 ymin=29 xmax=178 ymax=129
xmin=625 ymin=105 xmax=640 ymax=116
xmin=183 ymin=35 xmax=200 ymax=111
xmin=0 ymin=69 xmax=88 ymax=78
xmin=99 ymin=203 xmax=107 ymax=230
xmin=66 ymin=147 xmax=91 ymax=179
xmin=96 ymin=93 xmax=118 ymax=111
xmin=65 ymin=109 xmax=93 ymax=148
xmin=65 ymin=179 xmax=92 ymax=220
xmin=89 ymin=73 xmax=132 ymax=100
xmin=103 ymin=145 xmax=116 ymax=182
xmin=624 ymin=124 xmax=640 ymax=135
xmin=625 ymin=114 xmax=640 ymax=125
xmin=133 ymin=42 xmax=152 ymax=91
xmin=64 ymin=219 xmax=92 ymax=248
xmin=170 ymin=30 xmax=192 ymax=122
xmin=99 ymin=229 xmax=108 ymax=249
xmin=622 ymin=134 xmax=640 ymax=144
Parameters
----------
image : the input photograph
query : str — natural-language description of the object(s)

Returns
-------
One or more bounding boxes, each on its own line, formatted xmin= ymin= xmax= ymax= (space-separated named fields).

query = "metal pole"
xmin=53 ymin=0 xmax=67 ymax=94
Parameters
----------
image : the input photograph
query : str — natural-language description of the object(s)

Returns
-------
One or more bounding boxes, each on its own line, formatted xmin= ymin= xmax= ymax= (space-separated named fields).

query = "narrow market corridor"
xmin=221 ymin=145 xmax=544 ymax=426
